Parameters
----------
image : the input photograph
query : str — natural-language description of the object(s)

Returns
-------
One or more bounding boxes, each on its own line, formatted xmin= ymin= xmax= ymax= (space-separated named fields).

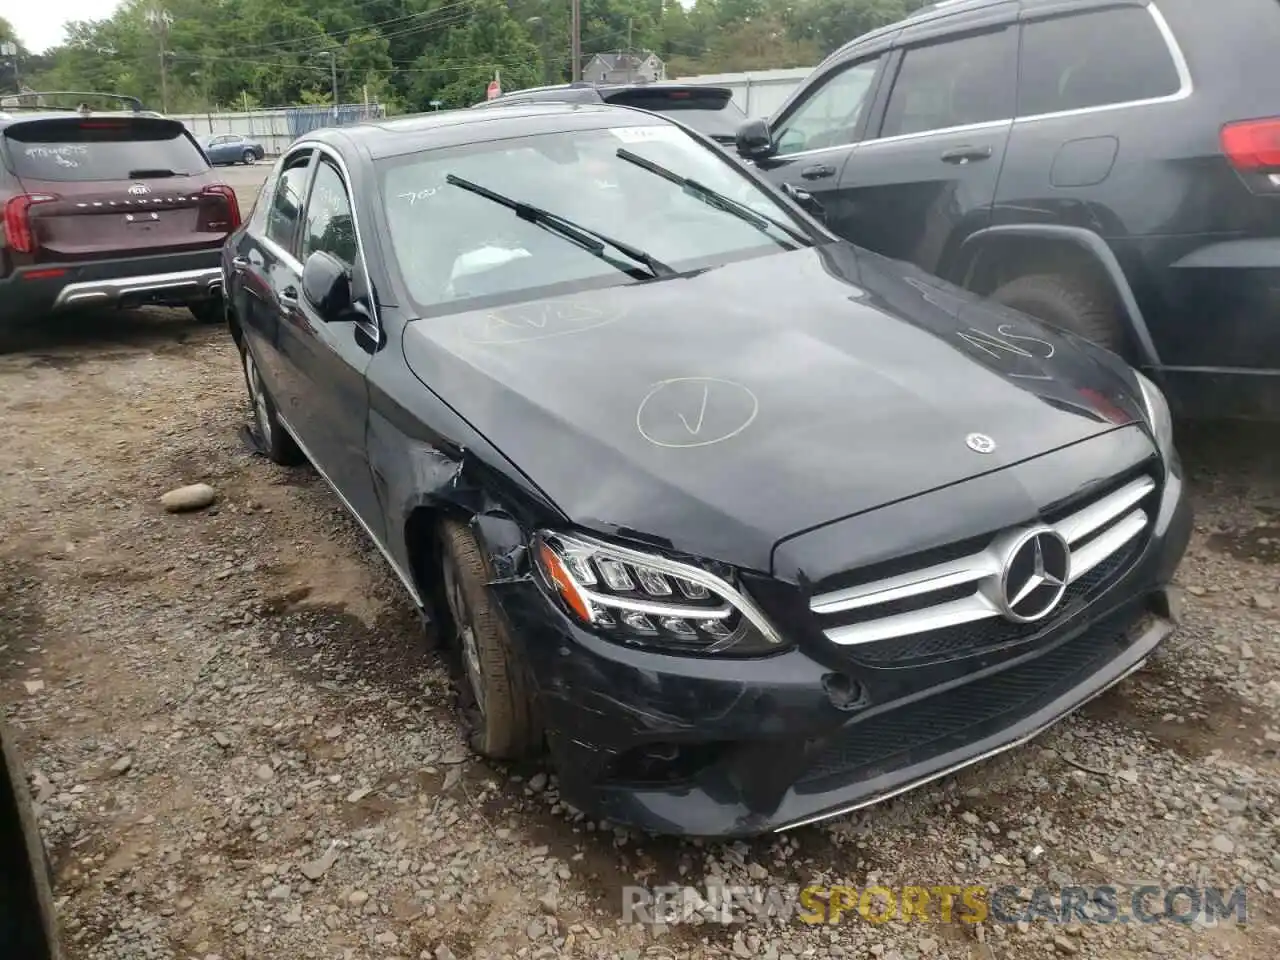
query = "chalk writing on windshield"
xmin=397 ymin=186 xmax=442 ymax=205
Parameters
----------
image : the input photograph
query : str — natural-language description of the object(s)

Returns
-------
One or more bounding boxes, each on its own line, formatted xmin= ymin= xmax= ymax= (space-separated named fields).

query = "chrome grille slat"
xmin=809 ymin=552 xmax=1000 ymax=616
xmin=1053 ymin=476 xmax=1156 ymax=545
xmin=1067 ymin=509 xmax=1147 ymax=583
xmin=811 ymin=473 xmax=1158 ymax=648
xmin=824 ymin=592 xmax=1000 ymax=647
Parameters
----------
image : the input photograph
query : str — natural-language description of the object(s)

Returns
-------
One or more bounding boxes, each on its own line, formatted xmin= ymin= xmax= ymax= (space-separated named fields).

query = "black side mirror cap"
xmin=735 ymin=118 xmax=774 ymax=160
xmin=301 ymin=250 xmax=353 ymax=320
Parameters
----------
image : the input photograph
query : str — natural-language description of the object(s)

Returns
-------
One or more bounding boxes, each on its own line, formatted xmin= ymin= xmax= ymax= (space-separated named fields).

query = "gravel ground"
xmin=2 ymin=195 xmax=1279 ymax=959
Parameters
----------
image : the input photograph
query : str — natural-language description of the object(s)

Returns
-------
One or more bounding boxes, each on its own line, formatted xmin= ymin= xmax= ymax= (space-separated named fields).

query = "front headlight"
xmin=532 ymin=530 xmax=786 ymax=656
xmin=1134 ymin=370 xmax=1175 ymax=461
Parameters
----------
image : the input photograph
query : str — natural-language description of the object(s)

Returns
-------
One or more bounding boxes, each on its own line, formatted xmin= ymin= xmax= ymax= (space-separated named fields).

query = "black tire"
xmin=242 ymin=150 xmax=256 ymax=165
xmin=188 ymin=299 xmax=224 ymax=325
xmin=439 ymin=518 xmax=540 ymax=760
xmin=238 ymin=340 xmax=304 ymax=465
xmin=989 ymin=273 xmax=1128 ymax=355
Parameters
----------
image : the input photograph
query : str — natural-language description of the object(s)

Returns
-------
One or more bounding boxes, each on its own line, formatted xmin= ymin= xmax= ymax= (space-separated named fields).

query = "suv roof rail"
xmin=0 ymin=91 xmax=146 ymax=113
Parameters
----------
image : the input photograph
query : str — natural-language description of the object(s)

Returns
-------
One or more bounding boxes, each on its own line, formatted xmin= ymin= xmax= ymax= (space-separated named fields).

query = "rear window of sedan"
xmin=377 ymin=122 xmax=808 ymax=314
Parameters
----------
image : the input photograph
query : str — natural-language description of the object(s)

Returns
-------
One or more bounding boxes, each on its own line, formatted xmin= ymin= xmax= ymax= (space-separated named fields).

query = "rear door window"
xmin=3 ymin=117 xmax=209 ymax=181
xmin=1017 ymin=7 xmax=1182 ymax=116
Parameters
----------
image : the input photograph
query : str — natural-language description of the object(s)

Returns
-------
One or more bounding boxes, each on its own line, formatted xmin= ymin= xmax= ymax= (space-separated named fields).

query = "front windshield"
xmin=378 ymin=122 xmax=811 ymax=314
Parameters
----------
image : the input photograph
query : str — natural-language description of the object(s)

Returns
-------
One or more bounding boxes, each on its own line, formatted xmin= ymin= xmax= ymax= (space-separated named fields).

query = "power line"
xmin=213 ymin=0 xmax=480 ymax=56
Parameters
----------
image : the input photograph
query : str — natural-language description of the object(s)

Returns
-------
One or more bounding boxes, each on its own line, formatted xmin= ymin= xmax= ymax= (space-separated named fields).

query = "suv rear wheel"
xmin=439 ymin=518 xmax=540 ymax=760
xmin=188 ymin=299 xmax=224 ymax=325
xmin=989 ymin=273 xmax=1127 ymax=356
xmin=242 ymin=150 xmax=256 ymax=165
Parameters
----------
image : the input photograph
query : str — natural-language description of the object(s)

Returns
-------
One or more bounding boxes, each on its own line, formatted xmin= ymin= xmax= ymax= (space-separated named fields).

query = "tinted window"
xmin=1018 ymin=8 xmax=1181 ymax=116
xmin=773 ymin=58 xmax=882 ymax=156
xmin=266 ymin=158 xmax=311 ymax=252
xmin=3 ymin=117 xmax=208 ymax=181
xmin=378 ymin=124 xmax=809 ymax=313
xmin=301 ymin=160 xmax=358 ymax=266
xmin=880 ymin=28 xmax=1016 ymax=138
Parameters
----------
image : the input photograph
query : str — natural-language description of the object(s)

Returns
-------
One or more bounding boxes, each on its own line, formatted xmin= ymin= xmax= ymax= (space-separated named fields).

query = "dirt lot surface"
xmin=3 ymin=170 xmax=1280 ymax=960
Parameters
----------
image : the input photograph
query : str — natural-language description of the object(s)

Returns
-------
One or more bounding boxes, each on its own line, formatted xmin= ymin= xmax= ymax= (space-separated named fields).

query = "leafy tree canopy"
xmin=10 ymin=0 xmax=929 ymax=112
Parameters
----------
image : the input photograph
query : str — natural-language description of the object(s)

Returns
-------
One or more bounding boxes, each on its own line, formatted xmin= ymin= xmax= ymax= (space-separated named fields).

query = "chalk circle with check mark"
xmin=636 ymin=377 xmax=760 ymax=448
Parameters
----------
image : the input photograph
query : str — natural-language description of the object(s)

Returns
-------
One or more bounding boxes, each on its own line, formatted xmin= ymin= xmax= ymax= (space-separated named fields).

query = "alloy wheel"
xmin=243 ymin=350 xmax=273 ymax=448
xmin=441 ymin=547 xmax=487 ymax=717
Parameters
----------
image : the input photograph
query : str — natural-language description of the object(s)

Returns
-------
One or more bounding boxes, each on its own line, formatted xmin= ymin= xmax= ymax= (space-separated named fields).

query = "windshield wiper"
xmin=128 ymin=168 xmax=177 ymax=178
xmin=444 ymin=174 xmax=674 ymax=280
xmin=614 ymin=147 xmax=809 ymax=247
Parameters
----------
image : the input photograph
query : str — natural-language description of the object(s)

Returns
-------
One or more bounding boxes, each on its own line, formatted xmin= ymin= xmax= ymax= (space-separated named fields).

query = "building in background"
xmin=582 ymin=52 xmax=665 ymax=85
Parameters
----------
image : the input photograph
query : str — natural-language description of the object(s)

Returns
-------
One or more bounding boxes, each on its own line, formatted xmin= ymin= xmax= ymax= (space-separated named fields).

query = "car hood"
xmin=402 ymin=242 xmax=1146 ymax=574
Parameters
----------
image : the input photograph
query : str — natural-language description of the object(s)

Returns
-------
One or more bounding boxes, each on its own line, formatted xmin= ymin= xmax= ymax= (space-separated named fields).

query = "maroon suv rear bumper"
xmin=0 ymin=249 xmax=222 ymax=323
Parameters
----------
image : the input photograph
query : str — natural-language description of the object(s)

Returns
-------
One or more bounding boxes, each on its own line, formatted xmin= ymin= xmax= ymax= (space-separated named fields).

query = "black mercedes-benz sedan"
xmin=220 ymin=102 xmax=1192 ymax=837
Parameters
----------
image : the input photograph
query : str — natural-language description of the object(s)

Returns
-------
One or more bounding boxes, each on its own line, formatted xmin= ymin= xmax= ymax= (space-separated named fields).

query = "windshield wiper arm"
xmin=444 ymin=174 xmax=673 ymax=279
xmin=614 ymin=147 xmax=809 ymax=247
xmin=128 ymin=168 xmax=177 ymax=178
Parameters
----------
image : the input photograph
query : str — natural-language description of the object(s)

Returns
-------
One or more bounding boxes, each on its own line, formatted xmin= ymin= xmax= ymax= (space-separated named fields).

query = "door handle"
xmin=800 ymin=163 xmax=837 ymax=180
xmin=940 ymin=145 xmax=993 ymax=164
xmin=231 ymin=256 xmax=249 ymax=272
xmin=279 ymin=286 xmax=299 ymax=308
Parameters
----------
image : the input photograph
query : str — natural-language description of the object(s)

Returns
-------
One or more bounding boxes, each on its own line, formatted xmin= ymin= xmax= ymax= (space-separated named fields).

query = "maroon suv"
xmin=0 ymin=95 xmax=240 ymax=325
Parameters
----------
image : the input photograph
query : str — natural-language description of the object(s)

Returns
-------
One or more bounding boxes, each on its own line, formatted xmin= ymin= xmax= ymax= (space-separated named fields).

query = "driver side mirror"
xmin=301 ymin=250 xmax=353 ymax=321
xmin=735 ymin=117 xmax=775 ymax=160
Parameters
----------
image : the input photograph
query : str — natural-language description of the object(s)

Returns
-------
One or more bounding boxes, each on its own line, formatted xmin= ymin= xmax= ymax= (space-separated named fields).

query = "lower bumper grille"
xmin=796 ymin=612 xmax=1146 ymax=788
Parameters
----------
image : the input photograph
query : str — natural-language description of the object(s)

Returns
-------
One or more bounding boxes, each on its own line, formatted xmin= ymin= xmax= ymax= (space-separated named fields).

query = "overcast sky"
xmin=9 ymin=0 xmax=118 ymax=53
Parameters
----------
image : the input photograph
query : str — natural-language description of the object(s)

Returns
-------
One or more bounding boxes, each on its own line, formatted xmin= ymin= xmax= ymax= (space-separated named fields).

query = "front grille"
xmin=796 ymin=612 xmax=1145 ymax=788
xmin=808 ymin=468 xmax=1159 ymax=663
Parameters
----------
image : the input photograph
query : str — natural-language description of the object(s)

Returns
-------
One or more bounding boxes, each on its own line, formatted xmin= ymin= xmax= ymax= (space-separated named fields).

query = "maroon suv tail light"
xmin=3 ymin=194 xmax=57 ymax=255
xmin=197 ymin=184 xmax=242 ymax=233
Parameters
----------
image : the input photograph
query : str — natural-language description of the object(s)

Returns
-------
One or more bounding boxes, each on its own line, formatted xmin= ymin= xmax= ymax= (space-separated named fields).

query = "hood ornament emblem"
xmin=965 ymin=432 xmax=996 ymax=454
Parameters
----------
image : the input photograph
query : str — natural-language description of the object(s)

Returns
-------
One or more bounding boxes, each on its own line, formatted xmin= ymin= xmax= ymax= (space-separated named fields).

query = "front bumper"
xmin=0 ymin=249 xmax=223 ymax=323
xmin=490 ymin=440 xmax=1193 ymax=838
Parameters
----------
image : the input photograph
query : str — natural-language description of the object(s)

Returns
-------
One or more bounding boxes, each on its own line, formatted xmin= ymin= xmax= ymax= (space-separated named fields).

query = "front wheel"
xmin=439 ymin=518 xmax=540 ymax=759
xmin=239 ymin=341 xmax=303 ymax=465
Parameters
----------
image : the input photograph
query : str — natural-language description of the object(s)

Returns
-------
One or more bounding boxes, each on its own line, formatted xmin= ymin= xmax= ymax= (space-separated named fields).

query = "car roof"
xmin=831 ymin=0 xmax=1145 ymax=56
xmin=308 ymin=102 xmax=679 ymax=160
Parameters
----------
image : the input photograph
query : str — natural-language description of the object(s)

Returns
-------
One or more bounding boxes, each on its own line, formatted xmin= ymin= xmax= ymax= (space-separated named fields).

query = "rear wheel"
xmin=439 ymin=518 xmax=540 ymax=759
xmin=188 ymin=299 xmax=224 ymax=325
xmin=239 ymin=341 xmax=303 ymax=465
xmin=242 ymin=150 xmax=256 ymax=165
xmin=989 ymin=273 xmax=1128 ymax=356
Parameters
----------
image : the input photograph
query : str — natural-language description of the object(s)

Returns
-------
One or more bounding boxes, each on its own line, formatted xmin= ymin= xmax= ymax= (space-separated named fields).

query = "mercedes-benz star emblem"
xmin=998 ymin=528 xmax=1070 ymax=623
xmin=966 ymin=432 xmax=996 ymax=454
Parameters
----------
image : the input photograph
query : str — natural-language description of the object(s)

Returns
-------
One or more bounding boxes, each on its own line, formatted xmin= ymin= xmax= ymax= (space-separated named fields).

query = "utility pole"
xmin=626 ymin=18 xmax=633 ymax=83
xmin=315 ymin=51 xmax=339 ymax=119
xmin=570 ymin=0 xmax=581 ymax=82
xmin=146 ymin=8 xmax=173 ymax=113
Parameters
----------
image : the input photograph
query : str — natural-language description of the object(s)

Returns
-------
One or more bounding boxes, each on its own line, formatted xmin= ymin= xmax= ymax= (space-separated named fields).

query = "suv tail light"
xmin=197 ymin=184 xmax=242 ymax=233
xmin=2 ymin=194 xmax=57 ymax=254
xmin=1220 ymin=118 xmax=1280 ymax=172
